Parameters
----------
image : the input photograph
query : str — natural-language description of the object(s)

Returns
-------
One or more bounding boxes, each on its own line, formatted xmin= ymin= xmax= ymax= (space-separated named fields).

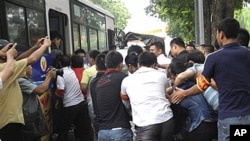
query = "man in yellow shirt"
xmin=0 ymin=37 xmax=51 ymax=141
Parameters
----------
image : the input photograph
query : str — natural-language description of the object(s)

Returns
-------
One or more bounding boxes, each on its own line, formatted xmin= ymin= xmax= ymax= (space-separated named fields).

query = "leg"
xmin=160 ymin=118 xmax=175 ymax=141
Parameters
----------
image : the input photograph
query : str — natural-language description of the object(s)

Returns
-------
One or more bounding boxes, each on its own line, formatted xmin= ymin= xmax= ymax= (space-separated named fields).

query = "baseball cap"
xmin=0 ymin=39 xmax=9 ymax=49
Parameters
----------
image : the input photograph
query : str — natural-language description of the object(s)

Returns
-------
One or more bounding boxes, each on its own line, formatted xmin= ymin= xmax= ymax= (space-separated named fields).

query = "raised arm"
xmin=27 ymin=36 xmax=51 ymax=65
xmin=0 ymin=43 xmax=17 ymax=85
xmin=16 ymin=38 xmax=44 ymax=60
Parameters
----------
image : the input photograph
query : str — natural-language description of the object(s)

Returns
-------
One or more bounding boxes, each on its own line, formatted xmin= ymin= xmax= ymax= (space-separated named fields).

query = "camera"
xmin=46 ymin=67 xmax=63 ymax=76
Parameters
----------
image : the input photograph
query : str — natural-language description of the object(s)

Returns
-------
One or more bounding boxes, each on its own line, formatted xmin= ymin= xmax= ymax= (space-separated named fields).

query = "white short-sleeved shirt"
xmin=57 ymin=67 xmax=84 ymax=107
xmin=121 ymin=67 xmax=173 ymax=126
xmin=157 ymin=54 xmax=171 ymax=65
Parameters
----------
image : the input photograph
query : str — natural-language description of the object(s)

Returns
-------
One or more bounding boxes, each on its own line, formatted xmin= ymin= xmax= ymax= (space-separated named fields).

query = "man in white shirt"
xmin=149 ymin=42 xmax=171 ymax=70
xmin=121 ymin=52 xmax=174 ymax=141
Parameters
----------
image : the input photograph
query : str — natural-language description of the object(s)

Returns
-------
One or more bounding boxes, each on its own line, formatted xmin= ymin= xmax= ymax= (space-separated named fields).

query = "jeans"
xmin=218 ymin=115 xmax=250 ymax=141
xmin=98 ymin=128 xmax=133 ymax=141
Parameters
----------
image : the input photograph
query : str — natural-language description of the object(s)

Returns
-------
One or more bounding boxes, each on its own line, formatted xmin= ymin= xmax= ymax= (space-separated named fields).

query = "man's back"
xmin=96 ymin=71 xmax=131 ymax=130
xmin=202 ymin=43 xmax=250 ymax=119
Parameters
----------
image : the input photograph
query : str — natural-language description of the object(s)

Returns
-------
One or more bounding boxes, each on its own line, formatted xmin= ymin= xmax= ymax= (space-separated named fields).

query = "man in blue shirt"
xmin=170 ymin=17 xmax=250 ymax=141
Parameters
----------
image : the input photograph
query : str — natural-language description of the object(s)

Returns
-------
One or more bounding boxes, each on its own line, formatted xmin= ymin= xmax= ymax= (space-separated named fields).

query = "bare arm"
xmin=27 ymin=36 xmax=51 ymax=65
xmin=81 ymin=83 xmax=88 ymax=92
xmin=175 ymin=69 xmax=195 ymax=86
xmin=32 ymin=70 xmax=56 ymax=96
xmin=0 ymin=43 xmax=17 ymax=84
xmin=16 ymin=38 xmax=43 ymax=60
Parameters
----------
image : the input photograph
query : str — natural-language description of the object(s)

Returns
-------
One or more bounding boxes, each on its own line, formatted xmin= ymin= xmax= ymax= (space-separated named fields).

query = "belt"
xmin=111 ymin=127 xmax=122 ymax=130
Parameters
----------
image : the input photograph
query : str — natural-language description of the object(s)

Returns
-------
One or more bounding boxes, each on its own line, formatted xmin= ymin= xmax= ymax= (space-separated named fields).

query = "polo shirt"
xmin=202 ymin=43 xmax=250 ymax=119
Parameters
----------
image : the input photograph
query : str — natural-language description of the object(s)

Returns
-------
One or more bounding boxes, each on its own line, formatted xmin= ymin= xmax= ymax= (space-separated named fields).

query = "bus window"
xmin=5 ymin=3 xmax=28 ymax=49
xmin=73 ymin=23 xmax=80 ymax=49
xmin=99 ymin=31 xmax=106 ymax=51
xmin=80 ymin=25 xmax=88 ymax=51
xmin=27 ymin=8 xmax=46 ymax=46
xmin=89 ymin=28 xmax=98 ymax=50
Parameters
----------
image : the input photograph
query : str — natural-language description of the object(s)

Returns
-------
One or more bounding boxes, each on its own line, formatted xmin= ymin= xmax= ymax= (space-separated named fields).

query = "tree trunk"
xmin=203 ymin=0 xmax=212 ymax=44
xmin=210 ymin=0 xmax=234 ymax=44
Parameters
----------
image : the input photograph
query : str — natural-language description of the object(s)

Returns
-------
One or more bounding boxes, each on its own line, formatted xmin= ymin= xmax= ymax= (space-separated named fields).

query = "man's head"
xmin=60 ymin=55 xmax=71 ymax=67
xmin=105 ymin=50 xmax=123 ymax=71
xmin=75 ymin=48 xmax=86 ymax=62
xmin=216 ymin=17 xmax=240 ymax=46
xmin=198 ymin=44 xmax=215 ymax=56
xmin=95 ymin=53 xmax=107 ymax=71
xmin=50 ymin=31 xmax=62 ymax=48
xmin=127 ymin=45 xmax=143 ymax=55
xmin=186 ymin=44 xmax=196 ymax=53
xmin=170 ymin=37 xmax=186 ymax=58
xmin=237 ymin=28 xmax=250 ymax=47
xmin=88 ymin=50 xmax=100 ymax=66
xmin=149 ymin=42 xmax=165 ymax=57
xmin=138 ymin=52 xmax=157 ymax=68
xmin=71 ymin=55 xmax=83 ymax=68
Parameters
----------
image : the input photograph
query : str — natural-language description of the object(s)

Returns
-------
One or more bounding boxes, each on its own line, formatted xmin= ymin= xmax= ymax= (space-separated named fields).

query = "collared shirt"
xmin=121 ymin=67 xmax=173 ymax=126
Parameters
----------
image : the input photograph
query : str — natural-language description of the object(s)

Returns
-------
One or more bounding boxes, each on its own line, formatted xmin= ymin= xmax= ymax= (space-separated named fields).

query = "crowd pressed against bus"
xmin=1 ymin=1 xmax=250 ymax=141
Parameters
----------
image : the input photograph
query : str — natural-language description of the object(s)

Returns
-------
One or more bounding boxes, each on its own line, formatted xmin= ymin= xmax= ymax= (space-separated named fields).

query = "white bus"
xmin=0 ymin=0 xmax=115 ymax=54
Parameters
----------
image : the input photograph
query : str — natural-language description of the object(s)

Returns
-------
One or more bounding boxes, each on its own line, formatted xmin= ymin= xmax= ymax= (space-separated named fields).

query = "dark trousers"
xmin=184 ymin=121 xmax=218 ymax=141
xmin=57 ymin=101 xmax=94 ymax=141
xmin=135 ymin=118 xmax=175 ymax=141
xmin=0 ymin=123 xmax=24 ymax=141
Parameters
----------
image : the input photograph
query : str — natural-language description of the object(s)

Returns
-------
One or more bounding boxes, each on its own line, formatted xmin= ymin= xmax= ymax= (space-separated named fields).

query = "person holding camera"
xmin=56 ymin=55 xmax=93 ymax=141
xmin=18 ymin=65 xmax=56 ymax=141
xmin=0 ymin=36 xmax=51 ymax=141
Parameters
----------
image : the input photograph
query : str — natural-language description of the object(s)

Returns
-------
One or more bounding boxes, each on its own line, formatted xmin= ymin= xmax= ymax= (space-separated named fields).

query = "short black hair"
xmin=127 ymin=45 xmax=143 ymax=55
xmin=170 ymin=37 xmax=185 ymax=48
xmin=50 ymin=31 xmax=62 ymax=40
xmin=168 ymin=58 xmax=187 ymax=75
xmin=75 ymin=48 xmax=86 ymax=55
xmin=105 ymin=51 xmax=123 ymax=68
xmin=88 ymin=50 xmax=100 ymax=60
xmin=60 ymin=55 xmax=71 ymax=67
xmin=217 ymin=17 xmax=240 ymax=39
xmin=125 ymin=52 xmax=139 ymax=67
xmin=237 ymin=28 xmax=250 ymax=47
xmin=138 ymin=52 xmax=157 ymax=67
xmin=199 ymin=44 xmax=215 ymax=54
xmin=71 ymin=55 xmax=83 ymax=68
xmin=187 ymin=50 xmax=205 ymax=64
xmin=95 ymin=53 xmax=106 ymax=71
xmin=150 ymin=42 xmax=166 ymax=55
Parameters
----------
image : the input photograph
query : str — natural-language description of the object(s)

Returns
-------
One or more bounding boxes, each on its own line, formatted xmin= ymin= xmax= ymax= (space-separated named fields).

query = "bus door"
xmin=48 ymin=9 xmax=68 ymax=55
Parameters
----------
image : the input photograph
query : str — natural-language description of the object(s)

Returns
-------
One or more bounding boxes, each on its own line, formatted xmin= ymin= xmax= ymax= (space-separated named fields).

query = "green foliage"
xmin=88 ymin=0 xmax=131 ymax=30
xmin=235 ymin=6 xmax=250 ymax=31
xmin=146 ymin=0 xmax=249 ymax=42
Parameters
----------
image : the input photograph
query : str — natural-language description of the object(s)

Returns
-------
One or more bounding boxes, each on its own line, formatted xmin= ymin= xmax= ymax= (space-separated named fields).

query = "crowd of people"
xmin=0 ymin=17 xmax=250 ymax=141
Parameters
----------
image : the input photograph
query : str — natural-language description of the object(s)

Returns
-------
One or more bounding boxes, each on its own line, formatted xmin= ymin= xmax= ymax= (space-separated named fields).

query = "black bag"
xmin=22 ymin=105 xmax=48 ymax=139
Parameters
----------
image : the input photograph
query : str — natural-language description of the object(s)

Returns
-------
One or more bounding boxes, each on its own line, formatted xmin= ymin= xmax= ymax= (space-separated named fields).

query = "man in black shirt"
xmin=95 ymin=51 xmax=133 ymax=141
